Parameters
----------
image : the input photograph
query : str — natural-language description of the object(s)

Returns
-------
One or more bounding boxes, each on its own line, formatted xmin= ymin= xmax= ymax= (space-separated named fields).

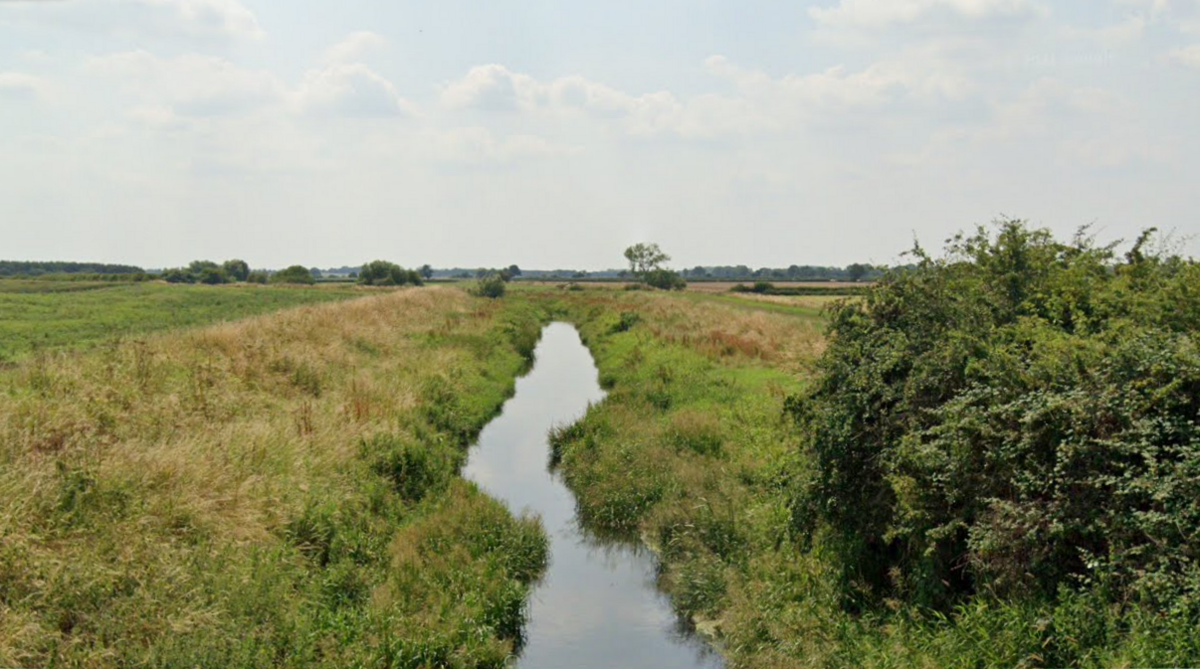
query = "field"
xmin=0 ymin=286 xmax=548 ymax=667
xmin=0 ymin=280 xmax=366 ymax=362
xmin=1 ymin=237 xmax=1198 ymax=669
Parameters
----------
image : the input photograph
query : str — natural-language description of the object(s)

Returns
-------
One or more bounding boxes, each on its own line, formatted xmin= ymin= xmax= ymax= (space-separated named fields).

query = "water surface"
xmin=463 ymin=322 xmax=723 ymax=669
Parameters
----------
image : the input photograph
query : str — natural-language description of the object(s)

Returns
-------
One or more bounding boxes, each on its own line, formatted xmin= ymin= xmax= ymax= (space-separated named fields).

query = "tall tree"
xmin=623 ymin=243 xmax=670 ymax=277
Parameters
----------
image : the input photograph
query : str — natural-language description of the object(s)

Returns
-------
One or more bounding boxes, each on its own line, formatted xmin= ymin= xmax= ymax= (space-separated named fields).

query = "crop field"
xmin=0 ymin=280 xmax=366 ymax=362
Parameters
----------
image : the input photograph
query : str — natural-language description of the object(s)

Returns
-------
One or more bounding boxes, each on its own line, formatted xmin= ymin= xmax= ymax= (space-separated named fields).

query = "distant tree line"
xmin=680 ymin=263 xmax=881 ymax=282
xmin=357 ymin=260 xmax=424 ymax=286
xmin=0 ymin=260 xmax=145 ymax=277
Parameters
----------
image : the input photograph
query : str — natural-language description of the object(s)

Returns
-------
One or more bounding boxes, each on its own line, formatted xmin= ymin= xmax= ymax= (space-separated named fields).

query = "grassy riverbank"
xmin=541 ymin=230 xmax=1200 ymax=669
xmin=0 ymin=287 xmax=548 ymax=668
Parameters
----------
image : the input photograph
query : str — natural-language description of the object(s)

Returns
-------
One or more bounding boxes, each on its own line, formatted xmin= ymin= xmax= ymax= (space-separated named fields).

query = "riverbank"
xmin=0 ymin=288 xmax=548 ymax=667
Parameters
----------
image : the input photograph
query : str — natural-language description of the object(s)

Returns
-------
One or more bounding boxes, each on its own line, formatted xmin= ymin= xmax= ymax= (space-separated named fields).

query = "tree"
xmin=470 ymin=272 xmax=506 ymax=298
xmin=643 ymin=268 xmax=687 ymax=291
xmin=846 ymin=263 xmax=871 ymax=282
xmin=198 ymin=267 xmax=228 ymax=285
xmin=623 ymin=243 xmax=670 ymax=277
xmin=188 ymin=260 xmax=220 ymax=274
xmin=161 ymin=268 xmax=194 ymax=284
xmin=222 ymin=259 xmax=250 ymax=282
xmin=271 ymin=265 xmax=316 ymax=285
xmin=358 ymin=260 xmax=423 ymax=287
xmin=309 ymin=267 xmax=323 ymax=280
xmin=506 ymin=264 xmax=522 ymax=279
xmin=419 ymin=264 xmax=434 ymax=280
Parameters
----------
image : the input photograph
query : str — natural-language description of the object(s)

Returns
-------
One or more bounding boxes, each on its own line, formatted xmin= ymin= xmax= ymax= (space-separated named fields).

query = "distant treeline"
xmin=0 ymin=260 xmax=145 ymax=277
xmin=429 ymin=264 xmax=885 ymax=282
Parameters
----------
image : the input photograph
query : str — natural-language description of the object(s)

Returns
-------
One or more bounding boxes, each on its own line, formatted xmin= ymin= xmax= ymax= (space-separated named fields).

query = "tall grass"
xmin=0 ymin=287 xmax=549 ymax=667
xmin=538 ymin=286 xmax=1200 ymax=668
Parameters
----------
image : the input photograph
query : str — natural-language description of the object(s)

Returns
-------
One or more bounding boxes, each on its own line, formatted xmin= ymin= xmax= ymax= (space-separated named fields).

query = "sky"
xmin=1 ymin=0 xmax=1198 ymax=270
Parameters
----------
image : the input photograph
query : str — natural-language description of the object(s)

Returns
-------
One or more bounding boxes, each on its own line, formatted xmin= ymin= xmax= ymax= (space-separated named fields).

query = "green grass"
xmin=531 ymin=285 xmax=1200 ymax=669
xmin=0 ymin=281 xmax=366 ymax=361
xmin=0 ymin=287 xmax=553 ymax=668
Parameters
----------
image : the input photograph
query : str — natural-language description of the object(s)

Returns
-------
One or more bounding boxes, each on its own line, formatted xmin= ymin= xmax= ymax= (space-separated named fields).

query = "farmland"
xmin=0 ymin=281 xmax=365 ymax=362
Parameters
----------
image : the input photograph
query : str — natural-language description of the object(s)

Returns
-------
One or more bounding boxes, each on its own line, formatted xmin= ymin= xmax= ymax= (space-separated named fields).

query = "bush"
xmin=198 ymin=267 xmax=228 ymax=285
xmin=271 ymin=265 xmax=316 ymax=285
xmin=791 ymin=221 xmax=1200 ymax=612
xmin=470 ymin=273 xmax=506 ymax=299
xmin=358 ymin=260 xmax=423 ymax=287
xmin=611 ymin=311 xmax=641 ymax=333
xmin=161 ymin=268 xmax=195 ymax=284
xmin=644 ymin=268 xmax=687 ymax=291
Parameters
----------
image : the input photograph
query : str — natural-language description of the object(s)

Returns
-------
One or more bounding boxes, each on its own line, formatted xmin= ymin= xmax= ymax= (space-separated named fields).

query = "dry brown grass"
xmin=0 ymin=286 xmax=537 ymax=667
xmin=593 ymin=291 xmax=827 ymax=373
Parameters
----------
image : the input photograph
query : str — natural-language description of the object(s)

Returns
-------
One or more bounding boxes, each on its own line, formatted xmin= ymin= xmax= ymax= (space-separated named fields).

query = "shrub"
xmin=611 ymin=311 xmax=641 ymax=333
xmin=358 ymin=260 xmax=423 ymax=287
xmin=470 ymin=273 xmax=506 ymax=299
xmin=644 ymin=268 xmax=687 ymax=291
xmin=271 ymin=265 xmax=316 ymax=285
xmin=791 ymin=221 xmax=1200 ymax=612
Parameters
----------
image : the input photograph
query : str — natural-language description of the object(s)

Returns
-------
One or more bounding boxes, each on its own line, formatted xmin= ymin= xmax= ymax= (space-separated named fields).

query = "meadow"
xmin=0 ymin=286 xmax=548 ymax=667
xmin=0 ymin=280 xmax=370 ymax=362
xmin=2 ymin=233 xmax=1198 ymax=669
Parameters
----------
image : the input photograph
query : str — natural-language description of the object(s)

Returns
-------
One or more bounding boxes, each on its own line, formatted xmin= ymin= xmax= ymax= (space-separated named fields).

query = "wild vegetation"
xmin=1 ymin=226 xmax=1196 ymax=668
xmin=0 ymin=286 xmax=551 ymax=668
xmin=544 ymin=223 xmax=1200 ymax=668
xmin=0 ymin=281 xmax=365 ymax=362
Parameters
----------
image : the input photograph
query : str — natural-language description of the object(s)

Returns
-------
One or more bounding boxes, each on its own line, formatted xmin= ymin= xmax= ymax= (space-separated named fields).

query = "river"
xmin=462 ymin=322 xmax=723 ymax=669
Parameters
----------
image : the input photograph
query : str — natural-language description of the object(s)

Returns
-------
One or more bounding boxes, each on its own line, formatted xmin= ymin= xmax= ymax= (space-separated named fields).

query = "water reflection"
xmin=463 ymin=322 xmax=723 ymax=669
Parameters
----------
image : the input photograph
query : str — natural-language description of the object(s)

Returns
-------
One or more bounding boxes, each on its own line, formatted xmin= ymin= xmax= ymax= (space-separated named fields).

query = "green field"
xmin=0 ymin=280 xmax=366 ymax=361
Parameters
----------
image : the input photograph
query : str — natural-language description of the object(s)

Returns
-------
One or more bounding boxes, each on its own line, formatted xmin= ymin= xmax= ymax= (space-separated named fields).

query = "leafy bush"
xmin=358 ymin=260 xmax=423 ymax=287
xmin=644 ymin=268 xmax=687 ymax=291
xmin=471 ymin=273 xmax=506 ymax=299
xmin=611 ymin=311 xmax=641 ymax=333
xmin=270 ymin=265 xmax=316 ymax=285
xmin=790 ymin=221 xmax=1200 ymax=612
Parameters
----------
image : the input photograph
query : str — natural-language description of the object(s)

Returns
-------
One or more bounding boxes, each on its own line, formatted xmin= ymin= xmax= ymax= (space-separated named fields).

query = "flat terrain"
xmin=1 ymin=265 xmax=1196 ymax=669
xmin=0 ymin=280 xmax=365 ymax=361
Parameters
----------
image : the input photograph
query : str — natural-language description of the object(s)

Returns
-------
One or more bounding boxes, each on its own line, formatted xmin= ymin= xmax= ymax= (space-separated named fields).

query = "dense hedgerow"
xmin=790 ymin=221 xmax=1200 ymax=614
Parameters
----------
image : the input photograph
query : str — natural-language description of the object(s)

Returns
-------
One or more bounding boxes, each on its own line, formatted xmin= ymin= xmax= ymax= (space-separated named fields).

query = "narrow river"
xmin=463 ymin=322 xmax=724 ymax=669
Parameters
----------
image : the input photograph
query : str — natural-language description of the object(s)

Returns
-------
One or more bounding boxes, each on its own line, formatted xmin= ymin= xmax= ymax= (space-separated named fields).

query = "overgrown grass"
xmin=0 ymin=287 xmax=550 ymax=667
xmin=537 ymin=283 xmax=1200 ymax=668
xmin=0 ymin=280 xmax=367 ymax=362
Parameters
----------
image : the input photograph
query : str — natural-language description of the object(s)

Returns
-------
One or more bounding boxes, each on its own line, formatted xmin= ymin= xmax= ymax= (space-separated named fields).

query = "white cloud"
xmin=428 ymin=127 xmax=580 ymax=164
xmin=86 ymin=49 xmax=416 ymax=119
xmin=1167 ymin=43 xmax=1200 ymax=66
xmin=0 ymin=72 xmax=44 ymax=100
xmin=1063 ymin=15 xmax=1147 ymax=46
xmin=436 ymin=55 xmax=976 ymax=140
xmin=135 ymin=0 xmax=264 ymax=40
xmin=295 ymin=63 xmax=415 ymax=117
xmin=87 ymin=51 xmax=285 ymax=116
xmin=809 ymin=0 xmax=1043 ymax=30
xmin=323 ymin=31 xmax=387 ymax=65
xmin=440 ymin=64 xmax=545 ymax=111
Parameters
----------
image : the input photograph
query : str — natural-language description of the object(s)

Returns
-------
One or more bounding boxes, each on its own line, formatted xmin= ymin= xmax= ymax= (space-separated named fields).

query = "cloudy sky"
xmin=1 ymin=0 xmax=1197 ymax=270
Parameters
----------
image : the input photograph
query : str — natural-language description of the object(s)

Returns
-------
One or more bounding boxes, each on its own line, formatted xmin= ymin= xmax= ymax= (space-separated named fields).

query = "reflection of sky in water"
xmin=463 ymin=323 xmax=723 ymax=669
